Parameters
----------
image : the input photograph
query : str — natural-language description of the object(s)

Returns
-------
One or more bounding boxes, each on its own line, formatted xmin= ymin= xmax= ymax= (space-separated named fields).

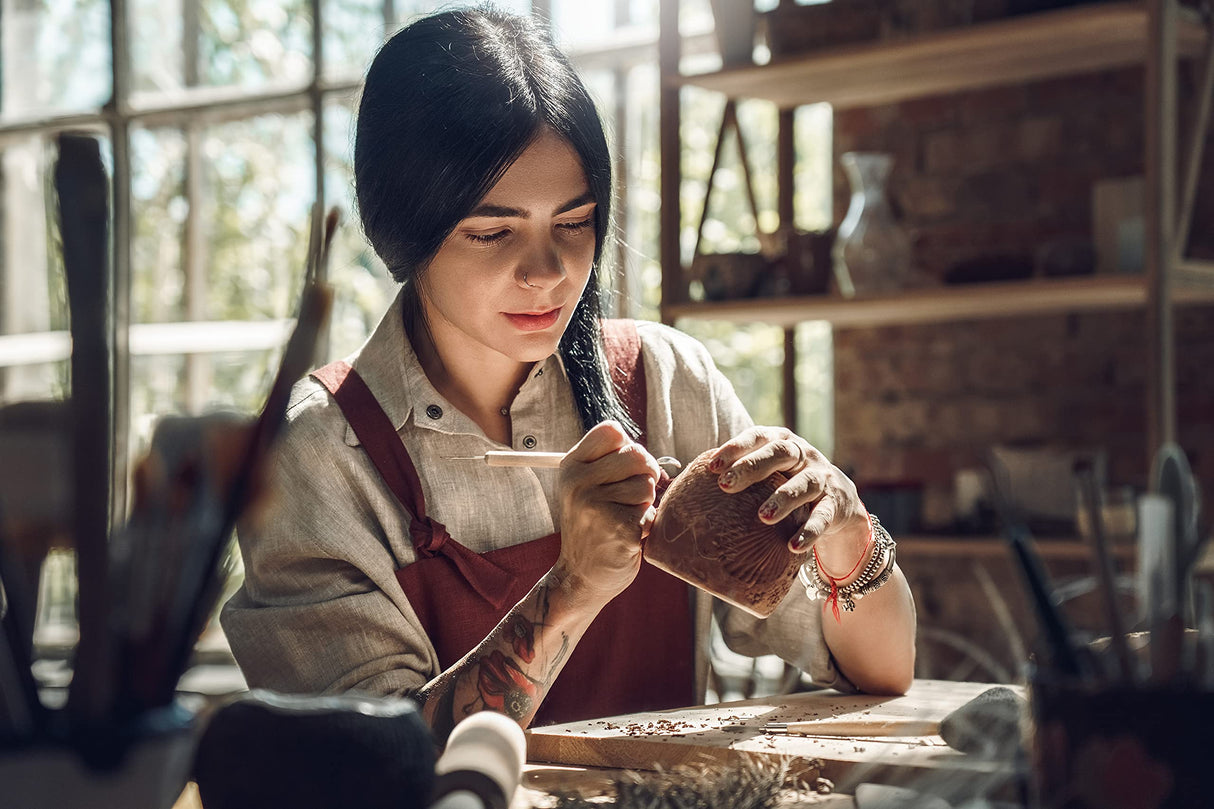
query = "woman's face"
xmin=417 ymin=128 xmax=598 ymax=367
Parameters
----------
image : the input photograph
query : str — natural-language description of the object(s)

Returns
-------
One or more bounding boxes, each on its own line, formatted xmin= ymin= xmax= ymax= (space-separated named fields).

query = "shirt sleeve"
xmin=220 ymin=387 xmax=437 ymax=697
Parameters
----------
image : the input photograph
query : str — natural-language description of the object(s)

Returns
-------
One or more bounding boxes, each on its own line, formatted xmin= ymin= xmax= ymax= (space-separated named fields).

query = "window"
xmin=2 ymin=1 xmax=834 ymax=682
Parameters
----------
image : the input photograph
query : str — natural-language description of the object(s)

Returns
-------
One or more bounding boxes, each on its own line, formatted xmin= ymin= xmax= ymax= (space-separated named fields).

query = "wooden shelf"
xmin=661 ymin=274 xmax=1214 ymax=329
xmin=897 ymin=535 xmax=1136 ymax=562
xmin=676 ymin=2 xmax=1209 ymax=109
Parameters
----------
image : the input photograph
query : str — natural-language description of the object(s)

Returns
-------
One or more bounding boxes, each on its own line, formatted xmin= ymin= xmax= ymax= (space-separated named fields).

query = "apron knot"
xmin=412 ymin=517 xmax=514 ymax=610
xmin=412 ymin=518 xmax=452 ymax=556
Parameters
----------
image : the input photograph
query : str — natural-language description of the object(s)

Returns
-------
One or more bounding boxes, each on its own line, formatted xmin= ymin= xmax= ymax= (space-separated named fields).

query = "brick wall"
xmin=830 ymin=67 xmax=1214 ymax=529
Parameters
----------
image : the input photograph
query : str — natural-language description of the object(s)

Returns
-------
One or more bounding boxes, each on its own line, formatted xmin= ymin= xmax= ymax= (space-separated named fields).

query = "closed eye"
xmin=557 ymin=217 xmax=594 ymax=234
xmin=465 ymin=229 xmax=509 ymax=245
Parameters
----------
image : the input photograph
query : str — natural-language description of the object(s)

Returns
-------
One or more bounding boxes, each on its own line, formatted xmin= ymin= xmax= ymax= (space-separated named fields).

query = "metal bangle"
xmin=799 ymin=514 xmax=897 ymax=613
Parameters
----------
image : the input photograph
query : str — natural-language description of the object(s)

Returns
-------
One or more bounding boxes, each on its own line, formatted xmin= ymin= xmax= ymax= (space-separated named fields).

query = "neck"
xmin=408 ymin=314 xmax=531 ymax=445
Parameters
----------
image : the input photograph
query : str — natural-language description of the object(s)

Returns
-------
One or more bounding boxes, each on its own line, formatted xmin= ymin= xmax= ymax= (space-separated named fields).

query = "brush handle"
xmin=769 ymin=719 xmax=939 ymax=737
xmin=483 ymin=451 xmax=566 ymax=468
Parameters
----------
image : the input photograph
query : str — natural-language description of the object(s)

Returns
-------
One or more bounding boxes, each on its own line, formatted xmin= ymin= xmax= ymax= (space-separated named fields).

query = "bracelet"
xmin=799 ymin=513 xmax=896 ymax=620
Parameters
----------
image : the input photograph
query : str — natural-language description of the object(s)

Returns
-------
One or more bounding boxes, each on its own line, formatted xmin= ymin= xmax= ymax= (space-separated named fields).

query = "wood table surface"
xmin=174 ymin=680 xmax=1019 ymax=807
xmin=526 ymin=679 xmax=1024 ymax=801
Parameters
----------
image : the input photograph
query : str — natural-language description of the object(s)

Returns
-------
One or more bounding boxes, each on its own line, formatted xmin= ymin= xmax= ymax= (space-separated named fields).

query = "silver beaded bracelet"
xmin=798 ymin=513 xmax=897 ymax=614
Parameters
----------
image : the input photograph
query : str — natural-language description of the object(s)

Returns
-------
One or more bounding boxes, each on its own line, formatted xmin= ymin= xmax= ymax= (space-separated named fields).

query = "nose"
xmin=516 ymin=238 xmax=566 ymax=290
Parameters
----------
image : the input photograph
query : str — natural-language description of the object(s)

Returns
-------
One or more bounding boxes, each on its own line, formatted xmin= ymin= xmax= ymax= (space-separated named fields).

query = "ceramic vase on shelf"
xmin=832 ymin=152 xmax=913 ymax=297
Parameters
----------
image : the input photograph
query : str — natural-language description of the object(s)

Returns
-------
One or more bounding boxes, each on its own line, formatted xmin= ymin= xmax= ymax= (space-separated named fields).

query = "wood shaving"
xmin=549 ymin=756 xmax=830 ymax=809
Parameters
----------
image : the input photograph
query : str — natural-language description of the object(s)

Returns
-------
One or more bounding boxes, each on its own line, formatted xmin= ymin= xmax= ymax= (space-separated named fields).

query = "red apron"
xmin=312 ymin=320 xmax=695 ymax=726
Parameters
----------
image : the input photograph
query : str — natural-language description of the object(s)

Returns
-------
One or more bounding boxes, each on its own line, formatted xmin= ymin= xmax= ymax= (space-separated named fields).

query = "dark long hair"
xmin=354 ymin=7 xmax=635 ymax=436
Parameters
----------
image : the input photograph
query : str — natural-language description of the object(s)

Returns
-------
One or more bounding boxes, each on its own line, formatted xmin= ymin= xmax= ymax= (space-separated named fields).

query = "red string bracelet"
xmin=812 ymin=511 xmax=875 ymax=622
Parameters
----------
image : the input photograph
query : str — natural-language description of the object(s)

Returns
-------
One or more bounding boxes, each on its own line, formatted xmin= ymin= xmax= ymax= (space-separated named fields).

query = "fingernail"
xmin=758 ymin=501 xmax=777 ymax=521
xmin=708 ymin=456 xmax=723 ymax=472
xmin=719 ymin=469 xmax=736 ymax=489
xmin=791 ymin=533 xmax=811 ymax=552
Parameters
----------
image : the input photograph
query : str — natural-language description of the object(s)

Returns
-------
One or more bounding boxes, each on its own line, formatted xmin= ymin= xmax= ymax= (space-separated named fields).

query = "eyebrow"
xmin=466 ymin=192 xmax=595 ymax=220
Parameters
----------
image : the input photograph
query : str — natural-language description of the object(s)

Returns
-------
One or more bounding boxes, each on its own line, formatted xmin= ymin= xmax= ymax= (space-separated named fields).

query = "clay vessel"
xmin=645 ymin=448 xmax=802 ymax=617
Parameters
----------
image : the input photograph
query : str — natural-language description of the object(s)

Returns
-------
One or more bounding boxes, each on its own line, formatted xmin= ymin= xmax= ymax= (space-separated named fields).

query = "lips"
xmin=504 ymin=307 xmax=561 ymax=332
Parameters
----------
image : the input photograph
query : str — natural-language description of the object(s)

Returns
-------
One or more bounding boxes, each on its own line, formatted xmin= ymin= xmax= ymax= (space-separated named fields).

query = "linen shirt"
xmin=221 ymin=290 xmax=852 ymax=702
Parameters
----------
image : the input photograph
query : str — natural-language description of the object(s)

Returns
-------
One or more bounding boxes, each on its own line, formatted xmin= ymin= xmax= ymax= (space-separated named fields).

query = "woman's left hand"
xmin=708 ymin=426 xmax=868 ymax=555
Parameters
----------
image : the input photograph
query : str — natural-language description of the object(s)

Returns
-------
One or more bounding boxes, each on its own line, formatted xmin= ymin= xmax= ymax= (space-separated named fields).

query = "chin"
xmin=511 ymin=333 xmax=564 ymax=363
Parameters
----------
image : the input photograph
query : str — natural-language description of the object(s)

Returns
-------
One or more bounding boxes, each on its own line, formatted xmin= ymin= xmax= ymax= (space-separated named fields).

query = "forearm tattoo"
xmin=460 ymin=581 xmax=570 ymax=721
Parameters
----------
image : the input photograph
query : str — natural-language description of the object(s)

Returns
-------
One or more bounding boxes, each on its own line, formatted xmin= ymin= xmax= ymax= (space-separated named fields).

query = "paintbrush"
xmin=0 ymin=506 xmax=45 ymax=739
xmin=1074 ymin=459 xmax=1135 ymax=683
xmin=765 ymin=719 xmax=939 ymax=737
xmin=147 ymin=213 xmax=337 ymax=709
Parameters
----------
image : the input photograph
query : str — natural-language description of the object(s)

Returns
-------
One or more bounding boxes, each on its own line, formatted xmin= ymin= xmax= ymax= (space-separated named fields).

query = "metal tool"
xmin=1074 ymin=460 xmax=1135 ymax=683
xmin=1149 ymin=443 xmax=1202 ymax=682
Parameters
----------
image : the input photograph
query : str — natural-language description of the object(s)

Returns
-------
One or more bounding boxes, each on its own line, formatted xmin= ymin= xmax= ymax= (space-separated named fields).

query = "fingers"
xmin=600 ymin=473 xmax=658 ymax=507
xmin=711 ymin=427 xmax=822 ymax=495
xmin=709 ymin=426 xmax=865 ymax=554
xmin=756 ymin=463 xmax=829 ymax=525
xmin=565 ymin=420 xmax=630 ymax=463
xmin=562 ymin=420 xmax=660 ymax=496
xmin=788 ymin=492 xmax=838 ymax=552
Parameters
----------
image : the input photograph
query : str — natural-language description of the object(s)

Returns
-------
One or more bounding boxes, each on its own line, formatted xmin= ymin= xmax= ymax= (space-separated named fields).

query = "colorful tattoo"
xmin=476 ymin=650 xmax=540 ymax=719
xmin=451 ymin=580 xmax=573 ymax=723
xmin=510 ymin=615 xmax=536 ymax=662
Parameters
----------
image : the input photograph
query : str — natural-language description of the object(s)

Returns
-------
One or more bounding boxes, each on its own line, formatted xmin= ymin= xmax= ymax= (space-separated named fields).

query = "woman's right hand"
xmin=555 ymin=421 xmax=660 ymax=606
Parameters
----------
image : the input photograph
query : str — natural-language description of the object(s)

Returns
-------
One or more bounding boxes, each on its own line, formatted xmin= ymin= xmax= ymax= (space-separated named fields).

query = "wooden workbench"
xmin=173 ymin=680 xmax=1020 ymax=807
xmin=526 ymin=679 xmax=1023 ymax=803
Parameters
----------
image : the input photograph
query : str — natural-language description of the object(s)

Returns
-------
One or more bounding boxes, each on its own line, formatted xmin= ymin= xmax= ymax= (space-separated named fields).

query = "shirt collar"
xmin=341 ymin=289 xmax=566 ymax=446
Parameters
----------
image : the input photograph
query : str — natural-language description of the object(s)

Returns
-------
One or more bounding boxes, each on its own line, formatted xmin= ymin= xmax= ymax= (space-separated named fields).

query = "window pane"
xmin=393 ymin=0 xmax=531 ymax=28
xmin=678 ymin=320 xmax=786 ymax=428
xmin=200 ymin=112 xmax=314 ymax=321
xmin=796 ymin=321 xmax=832 ymax=454
xmin=0 ymin=135 xmax=74 ymax=403
xmin=322 ymin=99 xmax=396 ymax=360
xmin=324 ymin=0 xmax=386 ymax=79
xmin=126 ymin=113 xmax=312 ymax=448
xmin=131 ymin=0 xmax=186 ymax=93
xmin=551 ymin=0 xmax=615 ymax=48
xmin=131 ymin=127 xmax=188 ymax=324
xmin=199 ymin=0 xmax=312 ymax=89
xmin=795 ymin=102 xmax=832 ymax=231
xmin=0 ymin=0 xmax=111 ymax=119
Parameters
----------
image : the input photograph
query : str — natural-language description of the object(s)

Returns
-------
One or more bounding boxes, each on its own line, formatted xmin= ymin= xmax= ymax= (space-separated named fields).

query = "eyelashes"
xmin=464 ymin=216 xmax=594 ymax=246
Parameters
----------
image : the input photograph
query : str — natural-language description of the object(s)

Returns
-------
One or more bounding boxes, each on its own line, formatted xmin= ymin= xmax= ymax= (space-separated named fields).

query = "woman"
xmin=222 ymin=6 xmax=916 ymax=741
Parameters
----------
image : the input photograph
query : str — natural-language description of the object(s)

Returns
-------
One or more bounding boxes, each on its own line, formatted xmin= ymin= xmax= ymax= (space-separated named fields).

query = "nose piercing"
xmin=523 ymin=273 xmax=535 ymax=288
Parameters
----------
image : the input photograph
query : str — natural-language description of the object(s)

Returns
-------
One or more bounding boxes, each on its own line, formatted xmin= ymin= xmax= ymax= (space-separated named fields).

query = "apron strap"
xmin=312 ymin=361 xmax=514 ymax=609
xmin=601 ymin=319 xmax=673 ymax=500
xmin=601 ymin=319 xmax=647 ymax=447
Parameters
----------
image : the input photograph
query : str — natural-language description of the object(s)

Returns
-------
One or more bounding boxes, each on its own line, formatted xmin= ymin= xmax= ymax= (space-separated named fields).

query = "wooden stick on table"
xmin=765 ymin=719 xmax=940 ymax=737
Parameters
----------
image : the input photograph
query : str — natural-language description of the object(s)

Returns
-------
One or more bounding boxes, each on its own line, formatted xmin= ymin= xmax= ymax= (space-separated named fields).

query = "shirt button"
xmin=425 ymin=404 xmax=443 ymax=420
xmin=522 ymin=435 xmax=537 ymax=449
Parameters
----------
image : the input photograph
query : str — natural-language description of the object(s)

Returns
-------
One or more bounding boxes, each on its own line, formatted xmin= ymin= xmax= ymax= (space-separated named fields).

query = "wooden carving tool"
xmin=448 ymin=452 xmax=684 ymax=475
xmin=448 ymin=451 xmax=566 ymax=468
xmin=765 ymin=719 xmax=939 ymax=737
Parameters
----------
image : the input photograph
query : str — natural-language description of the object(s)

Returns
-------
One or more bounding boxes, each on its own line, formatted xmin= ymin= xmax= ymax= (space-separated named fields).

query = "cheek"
xmin=565 ymin=237 xmax=597 ymax=281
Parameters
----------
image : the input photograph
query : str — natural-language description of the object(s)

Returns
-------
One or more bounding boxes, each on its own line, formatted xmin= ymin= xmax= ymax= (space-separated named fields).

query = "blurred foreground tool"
xmin=938 ymin=685 xmax=1025 ymax=759
xmin=430 ymin=711 xmax=527 ymax=809
xmin=124 ymin=217 xmax=336 ymax=716
xmin=55 ymin=133 xmax=117 ymax=727
xmin=193 ymin=690 xmax=436 ymax=809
